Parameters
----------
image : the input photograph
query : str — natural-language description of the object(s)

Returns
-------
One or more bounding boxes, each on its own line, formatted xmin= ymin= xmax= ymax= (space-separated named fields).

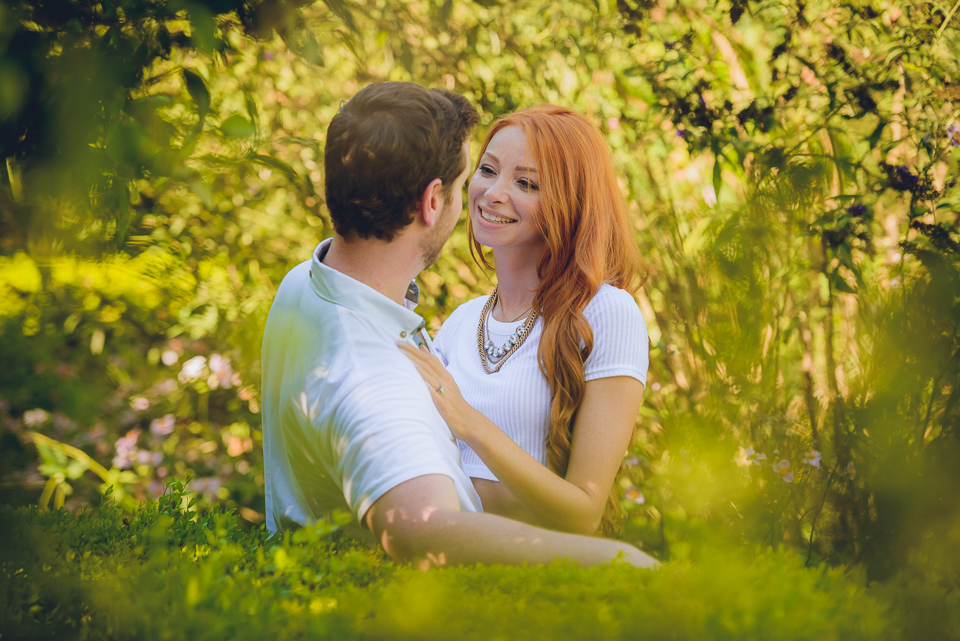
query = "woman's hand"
xmin=398 ymin=342 xmax=481 ymax=441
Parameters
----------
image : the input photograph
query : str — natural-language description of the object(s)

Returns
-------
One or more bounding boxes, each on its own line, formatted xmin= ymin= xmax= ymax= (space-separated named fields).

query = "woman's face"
xmin=469 ymin=126 xmax=545 ymax=254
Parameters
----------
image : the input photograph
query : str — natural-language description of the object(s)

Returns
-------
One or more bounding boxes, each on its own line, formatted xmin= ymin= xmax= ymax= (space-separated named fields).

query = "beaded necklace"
xmin=476 ymin=286 xmax=539 ymax=374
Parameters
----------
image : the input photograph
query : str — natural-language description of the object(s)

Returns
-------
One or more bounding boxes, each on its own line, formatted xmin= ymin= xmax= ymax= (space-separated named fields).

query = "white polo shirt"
xmin=262 ymin=239 xmax=482 ymax=538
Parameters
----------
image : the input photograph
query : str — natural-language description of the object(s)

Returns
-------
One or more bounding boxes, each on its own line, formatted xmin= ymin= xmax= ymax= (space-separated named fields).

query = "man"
xmin=262 ymin=81 xmax=656 ymax=569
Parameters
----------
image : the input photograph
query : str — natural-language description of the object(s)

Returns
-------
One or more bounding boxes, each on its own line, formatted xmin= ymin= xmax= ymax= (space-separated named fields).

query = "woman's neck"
xmin=492 ymin=247 xmax=541 ymax=322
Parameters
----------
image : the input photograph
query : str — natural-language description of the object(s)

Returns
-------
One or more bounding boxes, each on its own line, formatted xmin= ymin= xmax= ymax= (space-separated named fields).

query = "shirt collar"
xmin=309 ymin=239 xmax=426 ymax=340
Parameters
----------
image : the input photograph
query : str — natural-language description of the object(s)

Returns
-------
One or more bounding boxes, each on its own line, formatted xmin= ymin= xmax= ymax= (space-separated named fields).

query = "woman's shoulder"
xmin=584 ymin=284 xmax=644 ymax=322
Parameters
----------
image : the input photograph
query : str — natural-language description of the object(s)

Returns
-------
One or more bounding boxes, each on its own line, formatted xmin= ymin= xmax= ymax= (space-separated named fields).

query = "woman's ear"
xmin=416 ymin=177 xmax=444 ymax=228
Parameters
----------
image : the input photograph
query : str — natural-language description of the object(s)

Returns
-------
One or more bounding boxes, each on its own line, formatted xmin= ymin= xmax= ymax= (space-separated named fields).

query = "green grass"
xmin=3 ymin=484 xmax=957 ymax=640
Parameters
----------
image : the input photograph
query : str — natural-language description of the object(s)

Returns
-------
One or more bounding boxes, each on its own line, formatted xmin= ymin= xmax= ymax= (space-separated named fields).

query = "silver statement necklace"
xmin=476 ymin=285 xmax=538 ymax=374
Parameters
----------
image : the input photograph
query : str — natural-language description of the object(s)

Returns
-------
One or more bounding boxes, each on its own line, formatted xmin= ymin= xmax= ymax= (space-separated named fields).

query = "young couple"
xmin=261 ymin=81 xmax=655 ymax=569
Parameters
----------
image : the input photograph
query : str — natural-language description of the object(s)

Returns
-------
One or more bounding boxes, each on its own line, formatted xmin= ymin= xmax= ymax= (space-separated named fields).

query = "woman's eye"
xmin=518 ymin=178 xmax=539 ymax=192
xmin=479 ymin=165 xmax=496 ymax=176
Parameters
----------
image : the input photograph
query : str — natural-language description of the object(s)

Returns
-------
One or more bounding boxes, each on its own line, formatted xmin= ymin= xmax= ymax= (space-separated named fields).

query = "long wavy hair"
xmin=468 ymin=105 xmax=646 ymax=537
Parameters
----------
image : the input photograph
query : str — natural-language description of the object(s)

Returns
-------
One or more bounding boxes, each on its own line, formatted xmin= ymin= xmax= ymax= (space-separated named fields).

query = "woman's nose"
xmin=486 ymin=177 xmax=509 ymax=203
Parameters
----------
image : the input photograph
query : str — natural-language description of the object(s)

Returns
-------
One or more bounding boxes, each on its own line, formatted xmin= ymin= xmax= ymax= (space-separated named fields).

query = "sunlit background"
xmin=1 ymin=0 xmax=959 ymax=636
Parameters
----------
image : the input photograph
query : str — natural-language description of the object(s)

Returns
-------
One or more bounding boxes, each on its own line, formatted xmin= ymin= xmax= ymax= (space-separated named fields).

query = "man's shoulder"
xmin=264 ymin=260 xmax=312 ymax=323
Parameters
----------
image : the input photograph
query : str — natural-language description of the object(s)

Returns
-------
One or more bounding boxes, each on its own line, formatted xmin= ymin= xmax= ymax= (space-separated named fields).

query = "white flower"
xmin=161 ymin=350 xmax=179 ymax=366
xmin=624 ymin=485 xmax=645 ymax=505
xmin=775 ymin=459 xmax=793 ymax=482
xmin=803 ymin=451 xmax=821 ymax=468
xmin=178 ymin=356 xmax=207 ymax=383
xmin=744 ymin=449 xmax=767 ymax=466
xmin=130 ymin=397 xmax=149 ymax=411
xmin=23 ymin=408 xmax=50 ymax=426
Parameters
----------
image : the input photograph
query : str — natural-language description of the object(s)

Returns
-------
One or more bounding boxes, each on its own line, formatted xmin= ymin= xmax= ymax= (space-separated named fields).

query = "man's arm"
xmin=363 ymin=473 xmax=658 ymax=570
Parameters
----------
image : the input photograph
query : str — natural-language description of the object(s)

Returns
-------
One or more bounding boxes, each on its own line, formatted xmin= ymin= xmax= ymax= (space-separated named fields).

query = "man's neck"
xmin=321 ymin=233 xmax=423 ymax=306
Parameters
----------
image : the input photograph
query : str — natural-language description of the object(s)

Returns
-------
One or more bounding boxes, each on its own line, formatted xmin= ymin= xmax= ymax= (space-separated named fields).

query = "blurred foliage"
xmin=1 ymin=0 xmax=960 ymax=629
xmin=5 ymin=486 xmax=956 ymax=640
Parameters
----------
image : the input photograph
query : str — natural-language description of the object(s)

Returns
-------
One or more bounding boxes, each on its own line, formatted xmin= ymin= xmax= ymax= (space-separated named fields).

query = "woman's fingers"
xmin=397 ymin=342 xmax=448 ymax=393
xmin=398 ymin=341 xmax=447 ymax=380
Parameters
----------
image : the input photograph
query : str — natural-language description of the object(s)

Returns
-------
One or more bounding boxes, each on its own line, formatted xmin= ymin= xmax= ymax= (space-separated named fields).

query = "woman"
xmin=400 ymin=105 xmax=648 ymax=537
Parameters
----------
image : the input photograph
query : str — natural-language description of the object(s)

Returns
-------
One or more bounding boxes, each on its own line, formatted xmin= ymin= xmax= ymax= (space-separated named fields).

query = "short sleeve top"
xmin=434 ymin=284 xmax=648 ymax=481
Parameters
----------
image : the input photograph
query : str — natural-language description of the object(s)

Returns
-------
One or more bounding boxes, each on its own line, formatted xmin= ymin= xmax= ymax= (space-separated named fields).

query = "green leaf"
xmin=221 ymin=115 xmax=256 ymax=137
xmin=183 ymin=69 xmax=210 ymax=131
xmin=244 ymin=90 xmax=260 ymax=134
xmin=322 ymin=0 xmax=360 ymax=33
xmin=117 ymin=183 xmax=130 ymax=246
xmin=187 ymin=4 xmax=218 ymax=53
xmin=832 ymin=271 xmax=857 ymax=294
xmin=713 ymin=151 xmax=723 ymax=204
xmin=300 ymin=32 xmax=325 ymax=66
xmin=867 ymin=118 xmax=886 ymax=149
xmin=190 ymin=180 xmax=214 ymax=208
xmin=249 ymin=154 xmax=299 ymax=181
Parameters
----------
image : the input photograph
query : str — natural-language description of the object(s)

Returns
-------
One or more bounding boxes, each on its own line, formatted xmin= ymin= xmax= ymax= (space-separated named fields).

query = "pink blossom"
xmin=150 ymin=414 xmax=175 ymax=436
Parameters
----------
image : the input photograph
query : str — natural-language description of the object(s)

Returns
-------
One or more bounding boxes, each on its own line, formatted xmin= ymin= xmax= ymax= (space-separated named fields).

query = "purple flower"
xmin=891 ymin=165 xmax=918 ymax=191
xmin=847 ymin=203 xmax=867 ymax=216
xmin=949 ymin=124 xmax=960 ymax=148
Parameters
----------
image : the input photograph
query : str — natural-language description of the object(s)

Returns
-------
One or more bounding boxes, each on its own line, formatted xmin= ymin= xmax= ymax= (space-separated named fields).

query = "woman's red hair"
xmin=468 ymin=105 xmax=645 ymax=537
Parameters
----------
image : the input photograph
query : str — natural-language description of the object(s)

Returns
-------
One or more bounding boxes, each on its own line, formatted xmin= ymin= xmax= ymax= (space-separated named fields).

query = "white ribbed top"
xmin=434 ymin=284 xmax=649 ymax=481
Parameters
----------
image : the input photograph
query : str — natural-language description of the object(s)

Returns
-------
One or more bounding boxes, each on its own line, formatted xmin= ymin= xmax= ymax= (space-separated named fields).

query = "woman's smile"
xmin=478 ymin=207 xmax=517 ymax=225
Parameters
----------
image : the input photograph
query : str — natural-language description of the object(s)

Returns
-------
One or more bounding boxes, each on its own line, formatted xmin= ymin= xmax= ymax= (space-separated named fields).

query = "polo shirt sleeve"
xmin=328 ymin=370 xmax=466 ymax=524
xmin=583 ymin=286 xmax=649 ymax=386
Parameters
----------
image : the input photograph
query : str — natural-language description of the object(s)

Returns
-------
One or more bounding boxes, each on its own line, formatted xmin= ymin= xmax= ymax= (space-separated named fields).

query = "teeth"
xmin=480 ymin=209 xmax=516 ymax=224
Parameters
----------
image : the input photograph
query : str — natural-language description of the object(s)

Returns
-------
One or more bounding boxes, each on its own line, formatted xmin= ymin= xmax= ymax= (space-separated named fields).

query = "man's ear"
xmin=416 ymin=178 xmax=444 ymax=228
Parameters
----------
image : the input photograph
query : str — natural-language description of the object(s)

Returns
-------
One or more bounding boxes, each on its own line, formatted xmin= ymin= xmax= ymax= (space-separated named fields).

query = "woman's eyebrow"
xmin=482 ymin=152 xmax=536 ymax=172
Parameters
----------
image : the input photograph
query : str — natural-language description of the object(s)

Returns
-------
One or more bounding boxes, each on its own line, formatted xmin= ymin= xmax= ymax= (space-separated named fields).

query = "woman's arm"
xmin=398 ymin=342 xmax=643 ymax=535
xmin=467 ymin=376 xmax=643 ymax=534
xmin=470 ymin=478 xmax=543 ymax=526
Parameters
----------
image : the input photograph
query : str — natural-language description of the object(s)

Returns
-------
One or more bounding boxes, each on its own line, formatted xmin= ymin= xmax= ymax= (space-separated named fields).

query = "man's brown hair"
xmin=324 ymin=82 xmax=479 ymax=241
